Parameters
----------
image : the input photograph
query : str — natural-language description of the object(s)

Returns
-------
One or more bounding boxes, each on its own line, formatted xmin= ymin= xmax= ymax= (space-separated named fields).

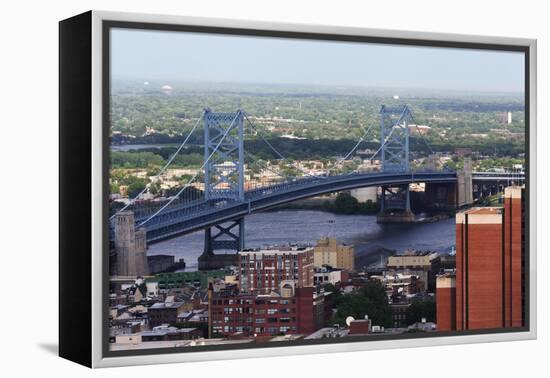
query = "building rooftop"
xmin=464 ymin=207 xmax=502 ymax=215
xmin=456 ymin=207 xmax=503 ymax=224
xmin=149 ymin=302 xmax=185 ymax=310
xmin=304 ymin=327 xmax=350 ymax=339
xmin=239 ymin=246 xmax=313 ymax=255
xmin=396 ymin=249 xmax=435 ymax=257
xmin=141 ymin=326 xmax=198 ymax=337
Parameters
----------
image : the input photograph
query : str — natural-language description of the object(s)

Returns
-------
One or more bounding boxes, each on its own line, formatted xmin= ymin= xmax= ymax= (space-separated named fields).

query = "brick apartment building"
xmin=208 ymin=283 xmax=325 ymax=337
xmin=238 ymin=247 xmax=314 ymax=293
xmin=436 ymin=186 xmax=524 ymax=331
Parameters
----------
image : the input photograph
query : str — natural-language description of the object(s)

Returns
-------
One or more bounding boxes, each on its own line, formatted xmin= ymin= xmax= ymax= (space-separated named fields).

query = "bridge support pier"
xmin=424 ymin=182 xmax=457 ymax=211
xmin=456 ymin=157 xmax=473 ymax=207
xmin=377 ymin=185 xmax=415 ymax=223
xmin=198 ymin=218 xmax=244 ymax=271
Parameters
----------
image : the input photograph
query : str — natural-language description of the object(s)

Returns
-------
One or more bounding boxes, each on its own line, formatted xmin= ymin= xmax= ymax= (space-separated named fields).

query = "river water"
xmin=147 ymin=210 xmax=456 ymax=271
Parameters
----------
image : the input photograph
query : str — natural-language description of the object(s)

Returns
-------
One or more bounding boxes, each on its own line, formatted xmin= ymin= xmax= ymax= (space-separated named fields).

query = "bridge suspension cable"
xmin=137 ymin=112 xmax=241 ymax=227
xmin=409 ymin=110 xmax=435 ymax=155
xmin=326 ymin=119 xmax=378 ymax=176
xmin=408 ymin=110 xmax=455 ymax=171
xmin=363 ymin=125 xmax=399 ymax=163
xmin=110 ymin=112 xmax=204 ymax=220
xmin=243 ymin=150 xmax=306 ymax=189
xmin=243 ymin=114 xmax=321 ymax=179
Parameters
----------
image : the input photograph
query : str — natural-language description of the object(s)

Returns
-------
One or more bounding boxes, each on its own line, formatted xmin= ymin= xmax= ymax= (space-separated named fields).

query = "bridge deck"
xmin=138 ymin=171 xmax=460 ymax=244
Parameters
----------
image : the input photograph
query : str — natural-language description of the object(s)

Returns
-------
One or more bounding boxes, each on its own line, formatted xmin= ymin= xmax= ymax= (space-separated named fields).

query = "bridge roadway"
xmin=140 ymin=171 xmax=459 ymax=244
xmin=138 ymin=170 xmax=525 ymax=244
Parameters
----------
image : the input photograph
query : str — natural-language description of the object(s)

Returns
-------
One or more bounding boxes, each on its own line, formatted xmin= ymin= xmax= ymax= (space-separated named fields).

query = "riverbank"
xmin=273 ymin=194 xmax=454 ymax=223
xmin=273 ymin=192 xmax=379 ymax=215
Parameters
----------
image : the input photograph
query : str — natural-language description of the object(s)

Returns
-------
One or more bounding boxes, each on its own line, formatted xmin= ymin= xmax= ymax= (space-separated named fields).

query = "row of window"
xmin=255 ymin=317 xmax=294 ymax=323
xmin=212 ymin=326 xmax=298 ymax=334
xmin=213 ymin=316 xmax=297 ymax=324
xmin=212 ymin=299 xmax=254 ymax=305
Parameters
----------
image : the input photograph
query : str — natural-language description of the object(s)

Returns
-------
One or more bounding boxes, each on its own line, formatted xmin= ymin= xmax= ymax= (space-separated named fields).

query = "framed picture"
xmin=59 ymin=10 xmax=537 ymax=368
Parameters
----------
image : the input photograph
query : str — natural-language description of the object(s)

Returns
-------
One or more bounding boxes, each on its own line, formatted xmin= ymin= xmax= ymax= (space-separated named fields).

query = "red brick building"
xmin=456 ymin=207 xmax=504 ymax=330
xmin=208 ymin=284 xmax=322 ymax=337
xmin=503 ymin=187 xmax=524 ymax=328
xmin=349 ymin=319 xmax=372 ymax=335
xmin=436 ymin=273 xmax=456 ymax=331
xmin=440 ymin=186 xmax=524 ymax=331
xmin=238 ymin=247 xmax=314 ymax=293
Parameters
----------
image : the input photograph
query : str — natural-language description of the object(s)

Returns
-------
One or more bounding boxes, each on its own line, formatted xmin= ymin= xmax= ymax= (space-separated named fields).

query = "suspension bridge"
xmin=110 ymin=105 xmax=524 ymax=269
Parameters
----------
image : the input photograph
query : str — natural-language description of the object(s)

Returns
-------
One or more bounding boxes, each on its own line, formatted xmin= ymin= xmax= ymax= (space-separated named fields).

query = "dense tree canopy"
xmin=331 ymin=280 xmax=392 ymax=328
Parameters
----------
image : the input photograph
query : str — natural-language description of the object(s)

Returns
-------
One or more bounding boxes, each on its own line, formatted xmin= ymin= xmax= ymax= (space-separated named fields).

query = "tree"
xmin=333 ymin=192 xmax=359 ymax=214
xmin=126 ymin=177 xmax=148 ymax=198
xmin=148 ymin=181 xmax=161 ymax=195
xmin=405 ymin=299 xmax=436 ymax=325
xmin=332 ymin=280 xmax=392 ymax=328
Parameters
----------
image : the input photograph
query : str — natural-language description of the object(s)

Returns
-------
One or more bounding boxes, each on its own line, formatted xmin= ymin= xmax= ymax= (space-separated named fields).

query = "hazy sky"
xmin=111 ymin=28 xmax=525 ymax=93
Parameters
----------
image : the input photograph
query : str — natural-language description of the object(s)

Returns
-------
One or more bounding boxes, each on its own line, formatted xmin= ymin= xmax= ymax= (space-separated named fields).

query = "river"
xmin=147 ymin=210 xmax=456 ymax=271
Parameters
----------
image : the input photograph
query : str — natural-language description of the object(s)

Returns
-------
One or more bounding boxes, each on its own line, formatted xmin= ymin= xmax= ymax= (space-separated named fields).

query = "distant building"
xmin=386 ymin=250 xmax=441 ymax=291
xmin=408 ymin=319 xmax=436 ymax=332
xmin=114 ymin=211 xmax=148 ymax=277
xmin=147 ymin=254 xmax=175 ymax=274
xmin=177 ymin=308 xmax=208 ymax=324
xmin=148 ymin=301 xmax=191 ymax=328
xmin=387 ymin=250 xmax=439 ymax=270
xmin=497 ymin=112 xmax=513 ymax=124
xmin=350 ymin=187 xmax=378 ymax=203
xmin=314 ymin=238 xmax=355 ymax=272
xmin=408 ymin=124 xmax=431 ymax=135
xmin=238 ymin=247 xmax=314 ymax=293
xmin=349 ymin=318 xmax=372 ymax=335
xmin=390 ymin=302 xmax=411 ymax=328
xmin=141 ymin=325 xmax=201 ymax=342
xmin=370 ymin=272 xmax=425 ymax=297
xmin=313 ymin=265 xmax=348 ymax=286
xmin=149 ymin=270 xmax=228 ymax=290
